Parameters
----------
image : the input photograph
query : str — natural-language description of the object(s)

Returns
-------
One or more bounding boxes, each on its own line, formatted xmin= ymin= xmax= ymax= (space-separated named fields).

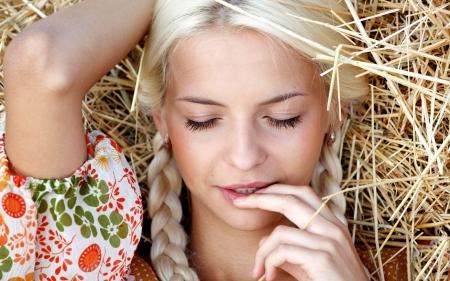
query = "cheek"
xmin=281 ymin=113 xmax=327 ymax=183
xmin=169 ymin=130 xmax=197 ymax=183
xmin=168 ymin=126 xmax=216 ymax=190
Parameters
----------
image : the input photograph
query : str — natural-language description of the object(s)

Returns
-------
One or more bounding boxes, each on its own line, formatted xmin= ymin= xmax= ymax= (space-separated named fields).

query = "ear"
xmin=339 ymin=102 xmax=349 ymax=126
xmin=153 ymin=109 xmax=168 ymax=137
xmin=327 ymin=101 xmax=349 ymax=133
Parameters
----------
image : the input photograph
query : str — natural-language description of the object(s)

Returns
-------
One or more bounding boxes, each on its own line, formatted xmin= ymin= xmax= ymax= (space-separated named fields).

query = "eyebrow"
xmin=259 ymin=92 xmax=307 ymax=105
xmin=176 ymin=91 xmax=307 ymax=106
xmin=177 ymin=96 xmax=224 ymax=106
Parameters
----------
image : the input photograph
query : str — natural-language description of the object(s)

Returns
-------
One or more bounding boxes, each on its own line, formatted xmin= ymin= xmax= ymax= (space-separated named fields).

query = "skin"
xmin=4 ymin=0 xmax=153 ymax=179
xmin=153 ymin=29 xmax=368 ymax=281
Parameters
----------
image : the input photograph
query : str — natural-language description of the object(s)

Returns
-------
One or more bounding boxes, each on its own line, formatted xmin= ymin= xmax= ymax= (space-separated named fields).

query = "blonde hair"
xmin=139 ymin=0 xmax=368 ymax=280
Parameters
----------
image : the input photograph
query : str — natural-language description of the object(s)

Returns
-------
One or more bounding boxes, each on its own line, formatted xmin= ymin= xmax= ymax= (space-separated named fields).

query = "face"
xmin=154 ymin=29 xmax=329 ymax=231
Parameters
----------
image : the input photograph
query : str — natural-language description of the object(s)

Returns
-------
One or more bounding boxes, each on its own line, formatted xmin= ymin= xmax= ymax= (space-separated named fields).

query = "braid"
xmin=147 ymin=132 xmax=199 ymax=281
xmin=311 ymin=130 xmax=347 ymax=225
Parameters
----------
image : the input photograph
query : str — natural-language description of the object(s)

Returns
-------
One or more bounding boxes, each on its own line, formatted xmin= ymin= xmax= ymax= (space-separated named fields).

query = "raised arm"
xmin=3 ymin=0 xmax=153 ymax=179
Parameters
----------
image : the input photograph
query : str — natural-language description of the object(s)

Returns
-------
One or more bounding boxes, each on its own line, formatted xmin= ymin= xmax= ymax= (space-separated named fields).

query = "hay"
xmin=1 ymin=0 xmax=449 ymax=280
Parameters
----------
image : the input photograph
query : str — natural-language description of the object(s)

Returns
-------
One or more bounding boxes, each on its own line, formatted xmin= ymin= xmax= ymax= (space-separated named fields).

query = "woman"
xmin=139 ymin=0 xmax=369 ymax=280
xmin=3 ymin=0 xmax=369 ymax=280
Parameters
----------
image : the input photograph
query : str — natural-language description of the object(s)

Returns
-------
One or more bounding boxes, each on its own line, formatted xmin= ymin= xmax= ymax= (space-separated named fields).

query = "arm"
xmin=4 ymin=0 xmax=153 ymax=178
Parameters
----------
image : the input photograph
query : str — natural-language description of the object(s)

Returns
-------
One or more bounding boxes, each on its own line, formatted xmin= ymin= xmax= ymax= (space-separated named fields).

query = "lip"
xmin=218 ymin=181 xmax=274 ymax=190
xmin=217 ymin=181 xmax=275 ymax=203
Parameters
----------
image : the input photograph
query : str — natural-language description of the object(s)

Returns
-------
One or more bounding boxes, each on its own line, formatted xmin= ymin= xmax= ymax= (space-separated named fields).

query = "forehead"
xmin=167 ymin=29 xmax=323 ymax=100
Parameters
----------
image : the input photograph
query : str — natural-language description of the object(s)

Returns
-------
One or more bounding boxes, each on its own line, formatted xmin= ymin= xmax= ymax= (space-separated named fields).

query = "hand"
xmin=233 ymin=184 xmax=369 ymax=281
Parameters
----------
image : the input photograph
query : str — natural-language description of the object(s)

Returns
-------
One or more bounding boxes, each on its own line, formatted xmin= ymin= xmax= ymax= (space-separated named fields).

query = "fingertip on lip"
xmin=255 ymin=187 xmax=268 ymax=194
xmin=232 ymin=196 xmax=246 ymax=203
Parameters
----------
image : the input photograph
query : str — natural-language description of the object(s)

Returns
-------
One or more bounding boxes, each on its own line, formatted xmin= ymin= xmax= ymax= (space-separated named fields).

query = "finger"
xmin=263 ymin=184 xmax=341 ymax=226
xmin=237 ymin=184 xmax=343 ymax=228
xmin=263 ymin=244 xmax=368 ymax=281
xmin=234 ymin=192 xmax=345 ymax=235
xmin=267 ymin=184 xmax=343 ymax=229
xmin=262 ymin=244 xmax=326 ymax=281
xmin=262 ymin=184 xmax=324 ymax=211
xmin=259 ymin=235 xmax=269 ymax=246
xmin=253 ymin=226 xmax=349 ymax=278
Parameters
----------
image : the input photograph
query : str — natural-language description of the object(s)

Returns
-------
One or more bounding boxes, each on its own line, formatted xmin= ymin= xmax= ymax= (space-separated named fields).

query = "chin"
xmin=220 ymin=209 xmax=283 ymax=232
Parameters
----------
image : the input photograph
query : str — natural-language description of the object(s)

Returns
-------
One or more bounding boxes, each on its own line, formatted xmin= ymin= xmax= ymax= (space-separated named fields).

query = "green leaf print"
xmin=33 ymin=181 xmax=50 ymax=214
xmin=82 ymin=179 xmax=110 ymax=207
xmin=50 ymin=199 xmax=57 ymax=221
xmin=117 ymin=222 xmax=129 ymax=239
xmin=110 ymin=211 xmax=123 ymax=225
xmin=74 ymin=206 xmax=98 ymax=238
xmin=57 ymin=199 xmax=66 ymax=213
xmin=88 ymin=177 xmax=97 ymax=187
xmin=49 ymin=179 xmax=67 ymax=194
xmin=84 ymin=194 xmax=100 ymax=207
xmin=0 ymin=257 xmax=12 ymax=273
xmin=65 ymin=184 xmax=78 ymax=210
xmin=98 ymin=180 xmax=109 ymax=204
xmin=54 ymin=182 xmax=67 ymax=195
xmin=60 ymin=213 xmax=72 ymax=226
xmin=109 ymin=235 xmax=120 ymax=248
xmin=98 ymin=215 xmax=109 ymax=228
xmin=0 ymin=246 xmax=12 ymax=276
xmin=79 ymin=180 xmax=90 ymax=196
xmin=70 ymin=175 xmax=81 ymax=188
xmin=100 ymin=227 xmax=110 ymax=241
xmin=0 ymin=246 xmax=8 ymax=259
xmin=50 ymin=198 xmax=73 ymax=232
xmin=80 ymin=224 xmax=92 ymax=238
xmin=38 ymin=200 xmax=48 ymax=214
xmin=98 ymin=211 xmax=129 ymax=248
xmin=67 ymin=197 xmax=77 ymax=210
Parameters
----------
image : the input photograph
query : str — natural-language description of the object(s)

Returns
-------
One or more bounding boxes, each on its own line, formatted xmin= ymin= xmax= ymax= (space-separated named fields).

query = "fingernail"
xmin=252 ymin=265 xmax=256 ymax=278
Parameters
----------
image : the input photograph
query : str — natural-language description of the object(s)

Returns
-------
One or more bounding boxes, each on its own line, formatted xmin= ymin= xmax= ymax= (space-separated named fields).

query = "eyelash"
xmin=185 ymin=116 xmax=302 ymax=132
xmin=185 ymin=119 xmax=219 ymax=131
xmin=267 ymin=116 xmax=302 ymax=129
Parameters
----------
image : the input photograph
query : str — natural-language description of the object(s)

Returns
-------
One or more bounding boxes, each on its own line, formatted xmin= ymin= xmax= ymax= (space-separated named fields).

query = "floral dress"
xmin=0 ymin=117 xmax=143 ymax=280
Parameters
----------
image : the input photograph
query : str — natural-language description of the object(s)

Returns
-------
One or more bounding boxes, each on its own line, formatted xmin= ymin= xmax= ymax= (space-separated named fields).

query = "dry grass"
xmin=1 ymin=0 xmax=449 ymax=280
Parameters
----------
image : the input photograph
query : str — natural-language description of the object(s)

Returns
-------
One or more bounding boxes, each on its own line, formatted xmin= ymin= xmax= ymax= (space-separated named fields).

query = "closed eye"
xmin=185 ymin=119 xmax=220 ymax=131
xmin=266 ymin=116 xmax=302 ymax=129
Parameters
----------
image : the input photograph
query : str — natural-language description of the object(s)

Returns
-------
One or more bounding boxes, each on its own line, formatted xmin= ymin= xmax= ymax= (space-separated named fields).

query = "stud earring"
xmin=163 ymin=133 xmax=172 ymax=150
xmin=327 ymin=129 xmax=336 ymax=145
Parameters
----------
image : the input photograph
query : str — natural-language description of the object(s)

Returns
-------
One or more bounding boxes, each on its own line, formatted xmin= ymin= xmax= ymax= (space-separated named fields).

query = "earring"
xmin=163 ymin=133 xmax=172 ymax=150
xmin=327 ymin=129 xmax=336 ymax=145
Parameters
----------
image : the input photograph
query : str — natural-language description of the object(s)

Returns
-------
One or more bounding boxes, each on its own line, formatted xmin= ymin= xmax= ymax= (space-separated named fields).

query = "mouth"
xmin=218 ymin=182 xmax=275 ymax=202
xmin=233 ymin=187 xmax=265 ymax=194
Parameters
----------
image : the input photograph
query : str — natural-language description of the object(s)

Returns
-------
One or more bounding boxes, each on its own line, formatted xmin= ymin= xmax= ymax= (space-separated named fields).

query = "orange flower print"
xmin=86 ymin=132 xmax=95 ymax=158
xmin=0 ymin=177 xmax=10 ymax=193
xmin=107 ymin=137 xmax=123 ymax=153
xmin=12 ymin=175 xmax=26 ymax=187
xmin=2 ymin=193 xmax=26 ymax=219
xmin=78 ymin=244 xmax=102 ymax=272
xmin=110 ymin=149 xmax=122 ymax=166
xmin=0 ymin=214 xmax=9 ymax=246
xmin=94 ymin=135 xmax=123 ymax=153
xmin=94 ymin=149 xmax=109 ymax=171
xmin=0 ymin=156 xmax=11 ymax=192
xmin=7 ymin=272 xmax=33 ymax=281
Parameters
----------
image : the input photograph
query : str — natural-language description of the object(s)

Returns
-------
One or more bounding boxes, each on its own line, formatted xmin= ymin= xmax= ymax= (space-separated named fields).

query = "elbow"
xmin=4 ymin=26 xmax=74 ymax=97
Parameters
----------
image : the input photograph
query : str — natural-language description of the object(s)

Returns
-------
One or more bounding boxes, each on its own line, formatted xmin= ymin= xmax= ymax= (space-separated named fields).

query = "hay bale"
xmin=1 ymin=0 xmax=449 ymax=280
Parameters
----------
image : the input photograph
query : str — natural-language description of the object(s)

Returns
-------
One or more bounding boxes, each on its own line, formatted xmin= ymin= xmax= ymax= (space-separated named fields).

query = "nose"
xmin=224 ymin=123 xmax=267 ymax=171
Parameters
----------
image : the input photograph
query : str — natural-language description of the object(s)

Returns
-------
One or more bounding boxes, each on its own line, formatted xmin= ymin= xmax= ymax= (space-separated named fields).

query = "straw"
xmin=1 ymin=0 xmax=449 ymax=280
